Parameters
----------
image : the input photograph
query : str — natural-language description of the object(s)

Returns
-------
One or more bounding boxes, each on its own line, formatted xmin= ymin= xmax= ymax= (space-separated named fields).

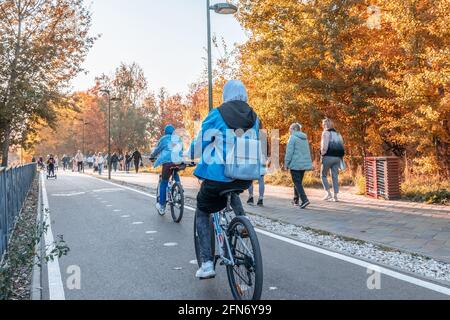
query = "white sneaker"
xmin=195 ymin=261 xmax=216 ymax=279
xmin=332 ymin=195 xmax=339 ymax=202
xmin=155 ymin=203 xmax=166 ymax=215
xmin=322 ymin=193 xmax=333 ymax=201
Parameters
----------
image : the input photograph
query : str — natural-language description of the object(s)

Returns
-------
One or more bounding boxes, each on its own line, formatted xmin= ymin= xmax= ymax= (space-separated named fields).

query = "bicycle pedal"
xmin=199 ymin=275 xmax=216 ymax=281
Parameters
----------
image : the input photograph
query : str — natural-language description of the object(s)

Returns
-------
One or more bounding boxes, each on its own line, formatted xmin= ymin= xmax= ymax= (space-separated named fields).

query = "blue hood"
xmin=223 ymin=80 xmax=248 ymax=103
xmin=164 ymin=125 xmax=175 ymax=135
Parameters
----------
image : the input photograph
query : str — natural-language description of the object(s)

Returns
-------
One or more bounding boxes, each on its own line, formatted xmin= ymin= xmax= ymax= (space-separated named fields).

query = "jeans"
xmin=248 ymin=175 xmax=265 ymax=199
xmin=77 ymin=161 xmax=83 ymax=172
xmin=291 ymin=170 xmax=309 ymax=204
xmin=159 ymin=163 xmax=180 ymax=206
xmin=134 ymin=161 xmax=140 ymax=173
xmin=98 ymin=164 xmax=104 ymax=175
xmin=321 ymin=156 xmax=341 ymax=194
xmin=125 ymin=162 xmax=130 ymax=172
xmin=196 ymin=194 xmax=245 ymax=263
xmin=112 ymin=162 xmax=118 ymax=172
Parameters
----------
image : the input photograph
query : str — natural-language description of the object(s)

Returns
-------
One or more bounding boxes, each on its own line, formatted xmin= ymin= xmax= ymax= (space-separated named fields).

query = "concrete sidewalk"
xmin=87 ymin=170 xmax=450 ymax=263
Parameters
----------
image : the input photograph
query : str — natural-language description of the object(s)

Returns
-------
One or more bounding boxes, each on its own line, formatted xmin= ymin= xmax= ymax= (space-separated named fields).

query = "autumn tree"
xmin=0 ymin=0 xmax=95 ymax=166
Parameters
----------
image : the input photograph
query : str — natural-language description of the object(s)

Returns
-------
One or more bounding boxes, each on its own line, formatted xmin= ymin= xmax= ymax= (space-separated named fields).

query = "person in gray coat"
xmin=285 ymin=123 xmax=313 ymax=209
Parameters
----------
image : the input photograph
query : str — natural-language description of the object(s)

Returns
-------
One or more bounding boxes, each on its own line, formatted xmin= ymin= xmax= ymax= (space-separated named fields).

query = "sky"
xmin=71 ymin=0 xmax=248 ymax=95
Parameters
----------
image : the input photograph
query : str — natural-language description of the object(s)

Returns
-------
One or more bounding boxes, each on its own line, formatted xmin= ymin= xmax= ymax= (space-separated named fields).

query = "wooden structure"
xmin=365 ymin=157 xmax=401 ymax=200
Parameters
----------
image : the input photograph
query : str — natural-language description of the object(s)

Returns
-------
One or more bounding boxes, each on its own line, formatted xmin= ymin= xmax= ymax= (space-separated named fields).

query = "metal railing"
xmin=0 ymin=163 xmax=37 ymax=260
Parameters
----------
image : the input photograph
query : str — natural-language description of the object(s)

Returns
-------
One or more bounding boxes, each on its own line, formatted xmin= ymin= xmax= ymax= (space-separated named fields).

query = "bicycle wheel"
xmin=170 ymin=182 xmax=184 ymax=223
xmin=194 ymin=213 xmax=215 ymax=268
xmin=226 ymin=216 xmax=263 ymax=301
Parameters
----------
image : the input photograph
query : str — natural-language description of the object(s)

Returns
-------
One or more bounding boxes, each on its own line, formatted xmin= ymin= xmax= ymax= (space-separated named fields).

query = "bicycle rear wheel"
xmin=194 ymin=213 xmax=215 ymax=268
xmin=170 ymin=182 xmax=184 ymax=223
xmin=226 ymin=216 xmax=263 ymax=301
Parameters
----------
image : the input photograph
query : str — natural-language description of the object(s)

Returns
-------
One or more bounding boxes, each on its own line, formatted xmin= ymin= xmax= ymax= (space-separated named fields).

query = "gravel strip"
xmin=248 ymin=214 xmax=450 ymax=283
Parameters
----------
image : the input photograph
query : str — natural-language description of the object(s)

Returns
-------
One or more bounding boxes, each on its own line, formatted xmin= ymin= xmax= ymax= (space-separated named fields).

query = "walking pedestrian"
xmin=320 ymin=118 xmax=345 ymax=202
xmin=96 ymin=152 xmax=105 ymax=176
xmin=111 ymin=152 xmax=119 ymax=173
xmin=125 ymin=152 xmax=131 ymax=173
xmin=285 ymin=123 xmax=313 ymax=209
xmin=75 ymin=150 xmax=84 ymax=173
xmin=131 ymin=149 xmax=143 ymax=174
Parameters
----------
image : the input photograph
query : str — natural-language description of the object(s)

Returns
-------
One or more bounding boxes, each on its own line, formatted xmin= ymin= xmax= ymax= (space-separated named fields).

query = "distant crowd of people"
xmin=32 ymin=149 xmax=144 ymax=176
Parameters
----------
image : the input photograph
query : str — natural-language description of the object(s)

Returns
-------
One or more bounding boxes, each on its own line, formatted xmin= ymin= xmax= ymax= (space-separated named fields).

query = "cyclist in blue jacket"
xmin=189 ymin=80 xmax=262 ymax=280
xmin=150 ymin=124 xmax=184 ymax=215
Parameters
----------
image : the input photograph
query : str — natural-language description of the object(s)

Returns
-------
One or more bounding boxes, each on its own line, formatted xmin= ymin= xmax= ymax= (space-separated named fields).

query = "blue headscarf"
xmin=222 ymin=80 xmax=248 ymax=103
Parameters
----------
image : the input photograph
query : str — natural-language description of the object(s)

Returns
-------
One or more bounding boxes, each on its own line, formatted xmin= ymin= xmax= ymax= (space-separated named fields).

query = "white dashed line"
xmin=164 ymin=243 xmax=178 ymax=247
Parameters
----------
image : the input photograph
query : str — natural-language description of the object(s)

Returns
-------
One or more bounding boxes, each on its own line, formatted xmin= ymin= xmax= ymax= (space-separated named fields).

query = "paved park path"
xmin=97 ymin=171 xmax=450 ymax=263
xmin=40 ymin=171 xmax=450 ymax=300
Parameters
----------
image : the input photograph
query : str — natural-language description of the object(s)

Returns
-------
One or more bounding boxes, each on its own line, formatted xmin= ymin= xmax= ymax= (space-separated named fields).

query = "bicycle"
xmin=155 ymin=162 xmax=195 ymax=223
xmin=194 ymin=190 xmax=263 ymax=300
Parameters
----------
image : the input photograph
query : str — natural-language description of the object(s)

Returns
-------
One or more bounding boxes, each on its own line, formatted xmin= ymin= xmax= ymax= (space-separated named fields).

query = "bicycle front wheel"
xmin=226 ymin=216 xmax=263 ymax=301
xmin=170 ymin=182 xmax=184 ymax=223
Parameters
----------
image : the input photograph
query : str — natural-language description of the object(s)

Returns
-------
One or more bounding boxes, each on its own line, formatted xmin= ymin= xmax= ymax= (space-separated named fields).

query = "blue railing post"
xmin=0 ymin=163 xmax=38 ymax=261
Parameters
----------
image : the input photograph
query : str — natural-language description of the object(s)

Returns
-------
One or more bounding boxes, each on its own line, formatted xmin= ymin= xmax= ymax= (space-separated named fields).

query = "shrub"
xmin=402 ymin=177 xmax=449 ymax=205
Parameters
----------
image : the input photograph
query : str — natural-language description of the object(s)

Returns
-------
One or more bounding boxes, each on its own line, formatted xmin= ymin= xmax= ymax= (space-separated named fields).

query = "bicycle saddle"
xmin=219 ymin=189 xmax=245 ymax=197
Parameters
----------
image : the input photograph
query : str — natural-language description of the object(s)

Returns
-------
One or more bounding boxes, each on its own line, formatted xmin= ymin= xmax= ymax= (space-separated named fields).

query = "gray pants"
xmin=248 ymin=175 xmax=265 ymax=199
xmin=196 ymin=194 xmax=244 ymax=263
xmin=321 ymin=156 xmax=341 ymax=194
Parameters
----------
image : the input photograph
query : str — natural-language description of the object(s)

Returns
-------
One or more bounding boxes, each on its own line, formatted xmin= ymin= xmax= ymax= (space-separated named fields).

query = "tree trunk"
xmin=1 ymin=124 xmax=11 ymax=167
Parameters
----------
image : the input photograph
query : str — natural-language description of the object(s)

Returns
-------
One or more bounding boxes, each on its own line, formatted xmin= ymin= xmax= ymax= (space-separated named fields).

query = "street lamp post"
xmin=206 ymin=1 xmax=238 ymax=111
xmin=100 ymin=89 xmax=121 ymax=180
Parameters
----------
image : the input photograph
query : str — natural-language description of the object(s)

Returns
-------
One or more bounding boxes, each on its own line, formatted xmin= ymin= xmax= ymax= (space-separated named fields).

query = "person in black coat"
xmin=111 ymin=153 xmax=119 ymax=172
xmin=131 ymin=149 xmax=143 ymax=173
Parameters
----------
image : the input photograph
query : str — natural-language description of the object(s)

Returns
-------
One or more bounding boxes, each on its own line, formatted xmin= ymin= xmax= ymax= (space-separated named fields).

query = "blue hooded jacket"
xmin=150 ymin=125 xmax=183 ymax=168
xmin=189 ymin=80 xmax=261 ymax=182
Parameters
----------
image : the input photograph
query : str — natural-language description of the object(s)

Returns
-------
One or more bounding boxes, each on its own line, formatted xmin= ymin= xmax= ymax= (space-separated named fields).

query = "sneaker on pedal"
xmin=195 ymin=261 xmax=216 ymax=280
xmin=155 ymin=203 xmax=166 ymax=215
xmin=257 ymin=199 xmax=264 ymax=207
xmin=247 ymin=197 xmax=254 ymax=205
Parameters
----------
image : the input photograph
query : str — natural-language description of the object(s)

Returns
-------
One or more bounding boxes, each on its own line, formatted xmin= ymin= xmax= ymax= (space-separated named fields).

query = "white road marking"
xmin=41 ymin=172 xmax=65 ymax=300
xmin=164 ymin=243 xmax=178 ymax=247
xmin=92 ymin=188 xmax=123 ymax=193
xmin=106 ymin=205 xmax=113 ymax=207
xmin=121 ymin=215 xmax=131 ymax=218
xmin=87 ymin=174 xmax=450 ymax=297
xmin=146 ymin=231 xmax=158 ymax=234
xmin=269 ymin=287 xmax=278 ymax=291
xmin=189 ymin=260 xmax=198 ymax=265
xmin=51 ymin=192 xmax=85 ymax=197
xmin=114 ymin=209 xmax=122 ymax=212
xmin=132 ymin=222 xmax=144 ymax=225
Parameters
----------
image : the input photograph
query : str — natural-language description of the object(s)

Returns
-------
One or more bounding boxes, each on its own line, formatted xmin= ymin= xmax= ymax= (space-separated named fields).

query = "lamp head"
xmin=211 ymin=3 xmax=238 ymax=14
